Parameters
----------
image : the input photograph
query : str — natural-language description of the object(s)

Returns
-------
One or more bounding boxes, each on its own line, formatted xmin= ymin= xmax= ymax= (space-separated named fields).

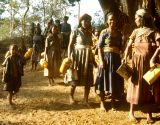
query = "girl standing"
xmin=44 ymin=25 xmax=61 ymax=86
xmin=2 ymin=44 xmax=25 ymax=105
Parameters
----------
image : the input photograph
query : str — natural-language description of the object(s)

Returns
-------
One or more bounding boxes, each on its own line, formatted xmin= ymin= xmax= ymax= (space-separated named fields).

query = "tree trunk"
xmin=10 ymin=4 xmax=14 ymax=37
xmin=22 ymin=5 xmax=29 ymax=36
xmin=98 ymin=0 xmax=159 ymax=28
xmin=42 ymin=0 xmax=46 ymax=28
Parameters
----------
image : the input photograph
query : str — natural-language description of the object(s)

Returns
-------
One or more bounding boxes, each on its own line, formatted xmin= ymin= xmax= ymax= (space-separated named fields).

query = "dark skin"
xmin=8 ymin=45 xmax=19 ymax=105
xmin=123 ymin=14 xmax=154 ymax=123
xmin=68 ymin=19 xmax=91 ymax=105
xmin=44 ymin=26 xmax=59 ymax=86
xmin=98 ymin=14 xmax=117 ymax=111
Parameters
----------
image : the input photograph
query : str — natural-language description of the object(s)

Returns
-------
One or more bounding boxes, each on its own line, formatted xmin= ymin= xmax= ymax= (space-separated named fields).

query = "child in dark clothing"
xmin=2 ymin=44 xmax=25 ymax=105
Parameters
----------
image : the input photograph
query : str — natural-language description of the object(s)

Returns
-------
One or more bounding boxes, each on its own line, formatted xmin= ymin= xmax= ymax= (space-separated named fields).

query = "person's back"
xmin=61 ymin=16 xmax=71 ymax=58
xmin=29 ymin=22 xmax=35 ymax=48
xmin=31 ymin=29 xmax=43 ymax=70
xmin=61 ymin=16 xmax=71 ymax=48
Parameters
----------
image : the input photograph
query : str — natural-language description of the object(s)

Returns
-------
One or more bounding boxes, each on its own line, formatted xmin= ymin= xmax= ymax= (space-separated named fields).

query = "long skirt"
xmin=44 ymin=47 xmax=61 ymax=78
xmin=127 ymin=53 xmax=153 ymax=104
xmin=95 ymin=52 xmax=124 ymax=99
xmin=71 ymin=48 xmax=94 ymax=86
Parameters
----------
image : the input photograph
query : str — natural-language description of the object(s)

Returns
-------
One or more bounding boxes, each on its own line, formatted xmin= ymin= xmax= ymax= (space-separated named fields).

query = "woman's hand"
xmin=99 ymin=61 xmax=104 ymax=68
xmin=122 ymin=58 xmax=127 ymax=64
xmin=150 ymin=61 xmax=156 ymax=68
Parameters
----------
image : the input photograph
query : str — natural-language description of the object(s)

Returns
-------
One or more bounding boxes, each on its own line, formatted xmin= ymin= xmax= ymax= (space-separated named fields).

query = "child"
xmin=2 ymin=44 xmax=25 ymax=105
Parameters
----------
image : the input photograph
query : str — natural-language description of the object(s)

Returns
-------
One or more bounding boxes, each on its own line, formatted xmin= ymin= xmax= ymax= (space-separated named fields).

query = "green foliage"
xmin=0 ymin=18 xmax=10 ymax=40
xmin=0 ymin=0 xmax=8 ymax=16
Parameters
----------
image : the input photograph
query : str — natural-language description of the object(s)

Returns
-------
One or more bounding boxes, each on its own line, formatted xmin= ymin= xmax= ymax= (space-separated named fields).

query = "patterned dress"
xmin=95 ymin=30 xmax=124 ymax=99
xmin=127 ymin=27 xmax=156 ymax=104
xmin=70 ymin=28 xmax=94 ymax=86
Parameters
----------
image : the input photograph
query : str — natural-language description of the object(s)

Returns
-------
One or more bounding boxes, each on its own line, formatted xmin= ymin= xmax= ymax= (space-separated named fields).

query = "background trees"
xmin=0 ymin=0 xmax=81 ymax=39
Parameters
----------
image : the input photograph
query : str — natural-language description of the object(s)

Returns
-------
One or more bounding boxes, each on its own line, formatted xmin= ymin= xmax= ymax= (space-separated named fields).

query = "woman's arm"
xmin=44 ymin=36 xmax=49 ymax=60
xmin=68 ymin=31 xmax=76 ymax=59
xmin=98 ymin=48 xmax=104 ymax=68
xmin=123 ymin=38 xmax=134 ymax=63
xmin=150 ymin=47 xmax=160 ymax=67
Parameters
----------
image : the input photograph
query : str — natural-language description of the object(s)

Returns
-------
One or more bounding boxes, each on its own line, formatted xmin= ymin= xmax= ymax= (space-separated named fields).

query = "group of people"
xmin=2 ymin=8 xmax=160 ymax=124
xmin=67 ymin=9 xmax=160 ymax=124
xmin=29 ymin=16 xmax=71 ymax=71
xmin=28 ymin=16 xmax=71 ymax=85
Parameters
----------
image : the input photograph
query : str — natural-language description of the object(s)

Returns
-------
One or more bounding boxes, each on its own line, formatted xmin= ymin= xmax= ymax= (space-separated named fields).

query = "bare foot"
xmin=128 ymin=114 xmax=138 ymax=123
xmin=147 ymin=117 xmax=154 ymax=124
xmin=82 ymin=101 xmax=91 ymax=108
xmin=69 ymin=97 xmax=76 ymax=105
xmin=9 ymin=101 xmax=15 ymax=105
xmin=100 ymin=102 xmax=106 ymax=112
xmin=48 ymin=84 xmax=52 ymax=87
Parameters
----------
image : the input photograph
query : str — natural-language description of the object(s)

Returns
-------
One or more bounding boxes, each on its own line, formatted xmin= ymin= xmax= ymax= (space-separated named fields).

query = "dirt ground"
xmin=0 ymin=56 xmax=159 ymax=125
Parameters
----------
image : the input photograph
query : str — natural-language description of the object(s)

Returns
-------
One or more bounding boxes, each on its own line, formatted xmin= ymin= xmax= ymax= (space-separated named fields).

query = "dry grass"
xmin=0 ymin=39 xmax=160 ymax=125
xmin=0 ymin=65 xmax=160 ymax=125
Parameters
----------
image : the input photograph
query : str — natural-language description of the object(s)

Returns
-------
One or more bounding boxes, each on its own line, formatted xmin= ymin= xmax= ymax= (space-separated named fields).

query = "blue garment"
xmin=61 ymin=23 xmax=71 ymax=49
xmin=95 ymin=31 xmax=124 ymax=99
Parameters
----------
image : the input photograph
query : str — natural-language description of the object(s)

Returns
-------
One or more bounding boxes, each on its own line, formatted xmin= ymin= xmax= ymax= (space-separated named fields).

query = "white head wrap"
xmin=136 ymin=9 xmax=150 ymax=18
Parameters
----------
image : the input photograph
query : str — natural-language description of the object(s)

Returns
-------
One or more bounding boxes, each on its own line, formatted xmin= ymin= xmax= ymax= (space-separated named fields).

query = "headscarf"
xmin=79 ymin=14 xmax=92 ymax=22
xmin=136 ymin=9 xmax=151 ymax=18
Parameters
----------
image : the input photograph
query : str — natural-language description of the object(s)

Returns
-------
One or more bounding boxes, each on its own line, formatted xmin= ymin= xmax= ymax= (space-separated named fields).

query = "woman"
xmin=123 ymin=9 xmax=156 ymax=123
xmin=95 ymin=12 xmax=124 ymax=111
xmin=68 ymin=14 xmax=94 ymax=105
xmin=44 ymin=25 xmax=61 ymax=86
xmin=150 ymin=32 xmax=160 ymax=105
xmin=31 ymin=28 xmax=43 ymax=71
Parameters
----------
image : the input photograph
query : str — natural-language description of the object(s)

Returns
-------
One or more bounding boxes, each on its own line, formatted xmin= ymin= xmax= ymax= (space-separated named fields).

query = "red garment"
xmin=127 ymin=27 xmax=156 ymax=104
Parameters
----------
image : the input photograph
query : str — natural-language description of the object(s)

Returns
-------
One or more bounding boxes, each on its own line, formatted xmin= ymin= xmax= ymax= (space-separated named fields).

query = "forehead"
xmin=81 ymin=19 xmax=91 ymax=23
xmin=135 ymin=14 xmax=141 ymax=19
xmin=10 ymin=46 xmax=18 ymax=50
xmin=52 ymin=26 xmax=57 ymax=30
xmin=107 ymin=14 xmax=115 ymax=20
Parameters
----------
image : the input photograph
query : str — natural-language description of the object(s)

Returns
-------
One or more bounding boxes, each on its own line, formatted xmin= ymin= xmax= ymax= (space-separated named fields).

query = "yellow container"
xmin=24 ymin=48 xmax=32 ymax=59
xmin=28 ymin=48 xmax=32 ymax=55
xmin=40 ymin=59 xmax=48 ymax=68
xmin=143 ymin=64 xmax=160 ymax=85
xmin=116 ymin=63 xmax=133 ymax=80
xmin=60 ymin=58 xmax=72 ymax=74
xmin=41 ymin=52 xmax=45 ymax=57
xmin=24 ymin=51 xmax=30 ymax=59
